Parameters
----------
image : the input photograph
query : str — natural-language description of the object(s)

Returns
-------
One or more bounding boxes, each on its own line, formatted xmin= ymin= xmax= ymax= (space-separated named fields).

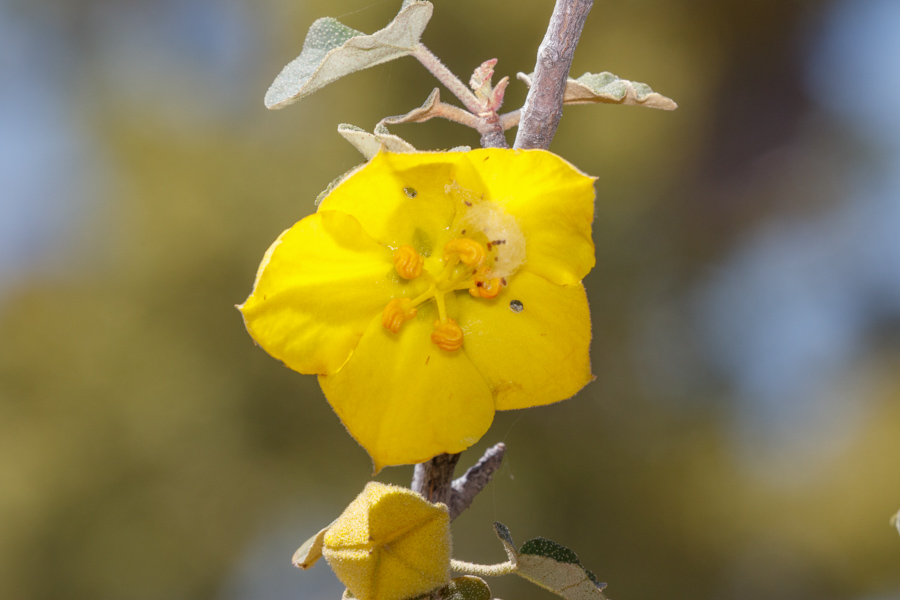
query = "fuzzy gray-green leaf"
xmin=493 ymin=521 xmax=519 ymax=564
xmin=337 ymin=123 xmax=417 ymax=160
xmin=291 ymin=523 xmax=333 ymax=569
xmin=265 ymin=2 xmax=433 ymax=109
xmin=493 ymin=522 xmax=607 ymax=600
xmin=382 ymin=88 xmax=442 ymax=125
xmin=517 ymin=71 xmax=677 ymax=110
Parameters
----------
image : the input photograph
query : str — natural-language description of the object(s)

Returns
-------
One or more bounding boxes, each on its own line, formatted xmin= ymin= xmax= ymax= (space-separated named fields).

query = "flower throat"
xmin=381 ymin=196 xmax=525 ymax=351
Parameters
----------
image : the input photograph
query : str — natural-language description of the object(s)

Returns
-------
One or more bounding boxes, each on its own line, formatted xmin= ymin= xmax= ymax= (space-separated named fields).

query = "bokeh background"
xmin=2 ymin=0 xmax=899 ymax=598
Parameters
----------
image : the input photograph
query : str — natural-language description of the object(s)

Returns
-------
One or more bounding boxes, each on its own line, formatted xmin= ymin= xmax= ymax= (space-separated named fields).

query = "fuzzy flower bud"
xmin=323 ymin=482 xmax=451 ymax=600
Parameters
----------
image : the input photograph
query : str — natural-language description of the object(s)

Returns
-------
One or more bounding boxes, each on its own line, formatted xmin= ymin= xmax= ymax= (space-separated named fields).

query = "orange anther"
xmin=477 ymin=278 xmax=503 ymax=299
xmin=468 ymin=266 xmax=503 ymax=299
xmin=393 ymin=245 xmax=424 ymax=279
xmin=382 ymin=298 xmax=417 ymax=333
xmin=443 ymin=238 xmax=486 ymax=267
xmin=431 ymin=319 xmax=464 ymax=351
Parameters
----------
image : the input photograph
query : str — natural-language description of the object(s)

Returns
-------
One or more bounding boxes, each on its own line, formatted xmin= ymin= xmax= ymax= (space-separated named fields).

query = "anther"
xmin=443 ymin=238 xmax=486 ymax=267
xmin=393 ymin=245 xmax=424 ymax=279
xmin=468 ymin=266 xmax=504 ymax=299
xmin=382 ymin=298 xmax=417 ymax=333
xmin=431 ymin=319 xmax=464 ymax=351
xmin=477 ymin=278 xmax=502 ymax=299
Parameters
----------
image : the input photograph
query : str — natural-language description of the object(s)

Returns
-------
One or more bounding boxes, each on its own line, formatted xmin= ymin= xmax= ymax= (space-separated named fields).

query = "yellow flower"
xmin=323 ymin=482 xmax=451 ymax=600
xmin=239 ymin=149 xmax=595 ymax=470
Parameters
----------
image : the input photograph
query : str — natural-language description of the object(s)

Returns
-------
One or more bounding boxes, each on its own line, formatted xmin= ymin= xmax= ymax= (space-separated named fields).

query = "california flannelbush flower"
xmin=239 ymin=149 xmax=595 ymax=470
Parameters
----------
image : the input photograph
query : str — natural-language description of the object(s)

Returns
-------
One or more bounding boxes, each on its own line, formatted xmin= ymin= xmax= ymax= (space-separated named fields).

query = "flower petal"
xmin=467 ymin=149 xmax=596 ymax=285
xmin=318 ymin=152 xmax=463 ymax=255
xmin=318 ymin=300 xmax=495 ymax=471
xmin=456 ymin=271 xmax=593 ymax=410
xmin=239 ymin=210 xmax=404 ymax=375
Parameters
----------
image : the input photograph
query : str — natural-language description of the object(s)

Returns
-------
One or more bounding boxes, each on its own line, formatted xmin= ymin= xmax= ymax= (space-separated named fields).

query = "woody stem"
xmin=413 ymin=0 xmax=588 ymax=516
xmin=514 ymin=0 xmax=593 ymax=150
xmin=412 ymin=442 xmax=506 ymax=521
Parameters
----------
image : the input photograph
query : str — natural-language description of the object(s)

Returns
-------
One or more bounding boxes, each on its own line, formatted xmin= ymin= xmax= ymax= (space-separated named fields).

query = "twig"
xmin=499 ymin=110 xmax=521 ymax=131
xmin=451 ymin=558 xmax=516 ymax=577
xmin=411 ymin=44 xmax=483 ymax=115
xmin=412 ymin=453 xmax=461 ymax=505
xmin=448 ymin=442 xmax=506 ymax=519
xmin=412 ymin=443 xmax=506 ymax=519
xmin=514 ymin=0 xmax=593 ymax=150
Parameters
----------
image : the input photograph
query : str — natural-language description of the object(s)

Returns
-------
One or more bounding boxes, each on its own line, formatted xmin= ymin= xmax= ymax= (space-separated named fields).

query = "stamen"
xmin=443 ymin=238 xmax=486 ymax=267
xmin=393 ymin=245 xmax=424 ymax=280
xmin=382 ymin=298 xmax=417 ymax=333
xmin=435 ymin=291 xmax=449 ymax=323
xmin=383 ymin=235 xmax=511 ymax=346
xmin=431 ymin=319 xmax=463 ymax=351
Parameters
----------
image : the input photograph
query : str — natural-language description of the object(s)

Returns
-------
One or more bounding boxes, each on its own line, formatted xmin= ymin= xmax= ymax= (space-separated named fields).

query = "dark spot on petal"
xmin=487 ymin=242 xmax=493 ymax=250
xmin=403 ymin=187 xmax=417 ymax=198
xmin=501 ymin=277 xmax=507 ymax=285
xmin=461 ymin=229 xmax=466 ymax=234
xmin=464 ymin=201 xmax=472 ymax=207
xmin=509 ymin=299 xmax=524 ymax=313
xmin=425 ymin=356 xmax=430 ymax=365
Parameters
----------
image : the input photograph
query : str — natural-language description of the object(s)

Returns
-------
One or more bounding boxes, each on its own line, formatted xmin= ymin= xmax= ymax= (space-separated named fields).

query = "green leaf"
xmin=493 ymin=522 xmax=608 ymax=600
xmin=437 ymin=576 xmax=492 ymax=600
xmin=265 ymin=1 xmax=434 ymax=109
xmin=517 ymin=71 xmax=677 ymax=110
xmin=291 ymin=523 xmax=333 ymax=570
xmin=337 ymin=123 xmax=417 ymax=160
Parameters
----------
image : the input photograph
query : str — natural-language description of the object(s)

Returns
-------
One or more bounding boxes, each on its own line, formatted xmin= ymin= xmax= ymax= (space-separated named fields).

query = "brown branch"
xmin=411 ymin=443 xmax=507 ymax=519
xmin=514 ymin=0 xmax=593 ymax=150
xmin=447 ymin=442 xmax=506 ymax=520
xmin=411 ymin=453 xmax=461 ymax=505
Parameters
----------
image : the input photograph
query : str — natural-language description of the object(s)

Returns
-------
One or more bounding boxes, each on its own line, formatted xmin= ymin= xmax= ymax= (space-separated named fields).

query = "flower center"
xmin=381 ymin=237 xmax=510 ymax=351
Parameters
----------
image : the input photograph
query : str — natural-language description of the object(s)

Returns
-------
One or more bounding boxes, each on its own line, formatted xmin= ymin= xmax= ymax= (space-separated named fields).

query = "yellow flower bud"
xmin=323 ymin=482 xmax=451 ymax=600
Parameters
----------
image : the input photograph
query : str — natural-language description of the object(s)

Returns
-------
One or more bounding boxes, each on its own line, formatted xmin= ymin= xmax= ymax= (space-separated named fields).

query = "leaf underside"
xmin=265 ymin=1 xmax=434 ymax=109
xmin=518 ymin=71 xmax=677 ymax=110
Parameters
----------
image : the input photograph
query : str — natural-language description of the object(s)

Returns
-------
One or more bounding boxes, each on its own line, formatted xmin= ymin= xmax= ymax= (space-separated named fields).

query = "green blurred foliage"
xmin=1 ymin=1 xmax=899 ymax=599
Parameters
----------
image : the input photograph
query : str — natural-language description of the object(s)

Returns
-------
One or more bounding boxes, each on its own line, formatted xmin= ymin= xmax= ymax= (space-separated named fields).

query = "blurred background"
xmin=2 ymin=0 xmax=899 ymax=598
